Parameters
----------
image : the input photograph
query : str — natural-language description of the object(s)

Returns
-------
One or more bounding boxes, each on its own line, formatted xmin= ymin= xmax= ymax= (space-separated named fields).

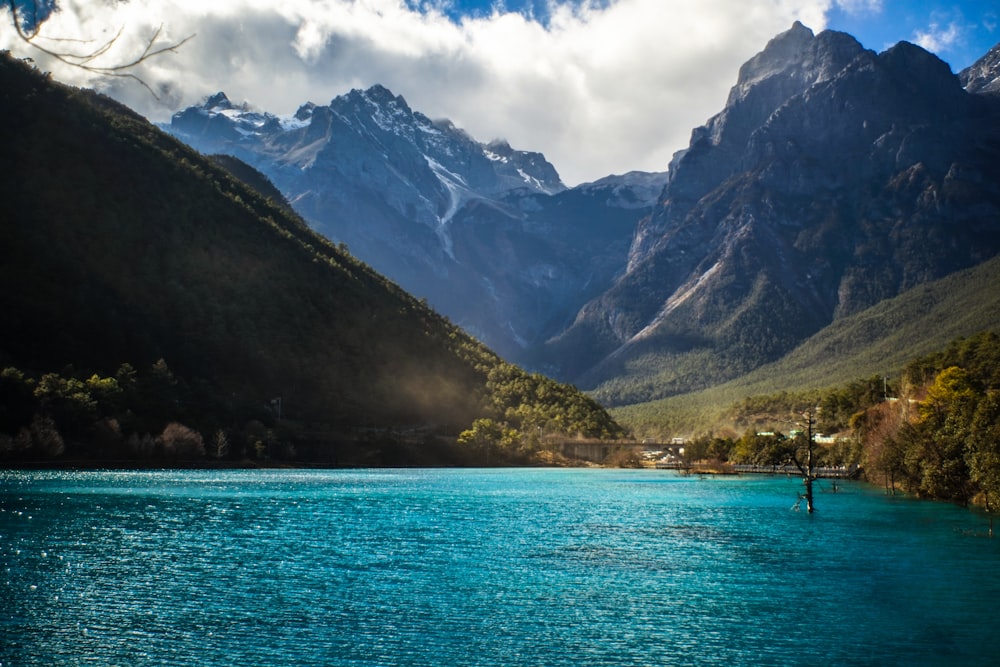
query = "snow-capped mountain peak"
xmin=171 ymin=84 xmax=565 ymax=197
xmin=166 ymin=83 xmax=658 ymax=364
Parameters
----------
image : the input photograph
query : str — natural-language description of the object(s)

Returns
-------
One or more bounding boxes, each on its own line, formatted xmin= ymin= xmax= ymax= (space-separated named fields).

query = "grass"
xmin=611 ymin=253 xmax=1000 ymax=438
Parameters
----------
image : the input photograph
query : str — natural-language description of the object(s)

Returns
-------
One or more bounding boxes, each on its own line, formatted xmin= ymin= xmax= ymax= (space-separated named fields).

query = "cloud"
xmin=984 ymin=13 xmax=997 ymax=34
xmin=910 ymin=4 xmax=979 ymax=63
xmin=913 ymin=20 xmax=962 ymax=54
xmin=833 ymin=0 xmax=881 ymax=15
xmin=1 ymin=0 xmax=835 ymax=185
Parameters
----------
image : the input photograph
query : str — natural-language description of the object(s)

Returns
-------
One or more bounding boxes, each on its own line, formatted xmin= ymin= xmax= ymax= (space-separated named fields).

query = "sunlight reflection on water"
xmin=2 ymin=468 xmax=998 ymax=666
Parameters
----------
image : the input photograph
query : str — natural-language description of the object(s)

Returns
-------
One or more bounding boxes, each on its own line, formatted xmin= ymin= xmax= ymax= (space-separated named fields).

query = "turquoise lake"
xmin=2 ymin=468 xmax=998 ymax=666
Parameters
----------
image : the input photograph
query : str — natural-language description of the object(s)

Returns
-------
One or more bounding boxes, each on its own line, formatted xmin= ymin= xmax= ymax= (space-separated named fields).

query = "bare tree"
xmin=789 ymin=409 xmax=818 ymax=513
xmin=750 ymin=408 xmax=821 ymax=512
xmin=4 ymin=0 xmax=193 ymax=96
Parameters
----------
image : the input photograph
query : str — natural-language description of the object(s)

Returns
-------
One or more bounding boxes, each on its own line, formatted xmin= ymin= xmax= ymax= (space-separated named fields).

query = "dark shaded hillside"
xmin=0 ymin=54 xmax=620 ymax=463
xmin=208 ymin=153 xmax=293 ymax=212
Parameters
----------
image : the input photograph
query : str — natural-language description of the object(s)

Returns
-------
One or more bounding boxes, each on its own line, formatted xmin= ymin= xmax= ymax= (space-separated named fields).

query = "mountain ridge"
xmin=612 ymin=252 xmax=1000 ymax=438
xmin=161 ymin=23 xmax=1000 ymax=416
xmin=543 ymin=23 xmax=1000 ymax=403
xmin=167 ymin=86 xmax=663 ymax=363
xmin=960 ymin=41 xmax=1000 ymax=94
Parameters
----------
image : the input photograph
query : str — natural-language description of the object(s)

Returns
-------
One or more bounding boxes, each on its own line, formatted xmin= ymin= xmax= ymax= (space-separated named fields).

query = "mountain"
xmin=0 ymin=53 xmax=621 ymax=464
xmin=207 ymin=153 xmax=293 ymax=212
xmin=612 ymin=251 xmax=1000 ymax=439
xmin=167 ymin=89 xmax=662 ymax=362
xmin=544 ymin=22 xmax=1000 ymax=405
xmin=960 ymin=42 xmax=1000 ymax=94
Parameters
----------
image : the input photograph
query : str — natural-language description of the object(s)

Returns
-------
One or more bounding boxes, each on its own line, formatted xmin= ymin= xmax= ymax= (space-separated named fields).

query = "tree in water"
xmin=743 ymin=409 xmax=821 ymax=512
xmin=790 ymin=409 xmax=818 ymax=513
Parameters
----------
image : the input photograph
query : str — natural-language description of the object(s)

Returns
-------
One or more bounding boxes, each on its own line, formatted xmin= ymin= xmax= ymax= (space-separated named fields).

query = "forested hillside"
xmin=635 ymin=331 xmax=1000 ymax=510
xmin=854 ymin=331 xmax=1000 ymax=507
xmin=612 ymin=252 xmax=1000 ymax=437
xmin=0 ymin=53 xmax=621 ymax=465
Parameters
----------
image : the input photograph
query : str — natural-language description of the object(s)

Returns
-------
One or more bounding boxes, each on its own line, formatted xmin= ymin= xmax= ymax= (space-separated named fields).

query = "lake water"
xmin=2 ymin=468 xmax=998 ymax=666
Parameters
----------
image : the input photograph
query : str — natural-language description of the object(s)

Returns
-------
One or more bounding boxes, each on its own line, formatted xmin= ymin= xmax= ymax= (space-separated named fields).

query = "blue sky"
xmin=824 ymin=0 xmax=997 ymax=70
xmin=3 ymin=1 xmax=998 ymax=184
xmin=441 ymin=0 xmax=997 ymax=69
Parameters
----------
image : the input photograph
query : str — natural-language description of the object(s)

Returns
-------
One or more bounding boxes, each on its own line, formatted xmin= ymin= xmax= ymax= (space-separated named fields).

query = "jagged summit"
xmin=960 ymin=41 xmax=1000 ymax=94
xmin=204 ymin=91 xmax=234 ymax=110
xmin=294 ymin=101 xmax=316 ymax=121
xmin=729 ymin=20 xmax=814 ymax=99
xmin=634 ymin=23 xmax=868 ymax=267
xmin=166 ymin=81 xmax=653 ymax=363
xmin=351 ymin=83 xmax=409 ymax=108
xmin=171 ymin=83 xmax=565 ymax=197
xmin=544 ymin=25 xmax=1000 ymax=402
xmin=728 ymin=22 xmax=866 ymax=106
xmin=335 ymin=85 xmax=417 ymax=129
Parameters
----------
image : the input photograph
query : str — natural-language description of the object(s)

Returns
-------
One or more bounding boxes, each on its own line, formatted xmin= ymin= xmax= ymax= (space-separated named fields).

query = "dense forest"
xmin=0 ymin=53 xmax=621 ymax=466
xmin=0 ymin=357 xmax=622 ymax=466
xmin=854 ymin=331 xmax=1000 ymax=508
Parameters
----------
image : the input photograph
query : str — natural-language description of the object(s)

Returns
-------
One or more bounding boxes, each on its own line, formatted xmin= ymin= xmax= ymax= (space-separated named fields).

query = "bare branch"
xmin=5 ymin=0 xmax=194 ymax=98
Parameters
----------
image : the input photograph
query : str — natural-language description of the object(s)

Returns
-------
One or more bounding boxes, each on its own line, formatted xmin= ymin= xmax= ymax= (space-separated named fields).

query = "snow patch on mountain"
xmin=632 ymin=261 xmax=722 ymax=344
xmin=166 ymin=83 xmax=650 ymax=367
xmin=517 ymin=168 xmax=549 ymax=190
xmin=278 ymin=115 xmax=310 ymax=131
xmin=425 ymin=156 xmax=477 ymax=259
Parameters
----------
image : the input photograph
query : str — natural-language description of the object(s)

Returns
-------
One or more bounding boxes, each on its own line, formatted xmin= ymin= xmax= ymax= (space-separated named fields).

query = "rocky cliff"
xmin=546 ymin=23 xmax=1000 ymax=404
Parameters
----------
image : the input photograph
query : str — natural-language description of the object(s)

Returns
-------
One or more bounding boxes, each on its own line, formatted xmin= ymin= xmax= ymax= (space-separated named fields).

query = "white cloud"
xmin=1 ymin=0 xmax=836 ymax=185
xmin=834 ymin=0 xmax=881 ymax=15
xmin=913 ymin=21 xmax=962 ymax=55
xmin=983 ymin=14 xmax=997 ymax=34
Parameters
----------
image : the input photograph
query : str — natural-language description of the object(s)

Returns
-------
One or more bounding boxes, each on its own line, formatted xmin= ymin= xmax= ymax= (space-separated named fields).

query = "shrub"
xmin=157 ymin=422 xmax=205 ymax=459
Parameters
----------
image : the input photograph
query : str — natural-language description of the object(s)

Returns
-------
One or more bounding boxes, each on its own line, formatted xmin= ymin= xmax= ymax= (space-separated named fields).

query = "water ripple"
xmin=2 ymin=468 xmax=998 ymax=666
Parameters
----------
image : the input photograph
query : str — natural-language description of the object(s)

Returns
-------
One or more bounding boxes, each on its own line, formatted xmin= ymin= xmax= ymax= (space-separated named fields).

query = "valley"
xmin=3 ymin=18 xmax=1000 ymax=468
xmin=165 ymin=21 xmax=1000 ymax=428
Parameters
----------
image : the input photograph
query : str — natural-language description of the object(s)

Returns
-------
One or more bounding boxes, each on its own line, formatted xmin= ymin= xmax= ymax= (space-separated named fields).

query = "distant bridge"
xmin=729 ymin=464 xmax=860 ymax=478
xmin=652 ymin=463 xmax=860 ymax=478
xmin=560 ymin=441 xmax=611 ymax=463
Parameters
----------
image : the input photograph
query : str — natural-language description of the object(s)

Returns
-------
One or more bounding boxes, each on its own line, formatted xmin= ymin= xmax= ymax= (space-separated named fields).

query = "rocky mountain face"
xmin=960 ymin=42 xmax=1000 ymax=94
xmin=545 ymin=22 xmax=1000 ymax=404
xmin=166 ymin=23 xmax=1000 ymax=406
xmin=168 ymin=88 xmax=661 ymax=361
